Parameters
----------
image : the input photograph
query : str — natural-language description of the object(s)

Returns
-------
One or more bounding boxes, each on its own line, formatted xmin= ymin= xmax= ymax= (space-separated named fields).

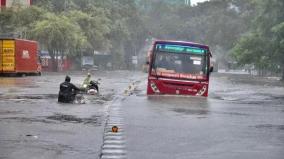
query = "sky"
xmin=191 ymin=0 xmax=209 ymax=6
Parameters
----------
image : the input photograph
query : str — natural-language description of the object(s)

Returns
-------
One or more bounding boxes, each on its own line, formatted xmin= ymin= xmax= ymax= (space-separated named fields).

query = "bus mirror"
xmin=210 ymin=66 xmax=214 ymax=73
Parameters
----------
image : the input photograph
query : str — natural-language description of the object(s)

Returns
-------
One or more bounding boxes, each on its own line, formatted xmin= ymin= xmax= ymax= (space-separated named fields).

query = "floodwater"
xmin=123 ymin=73 xmax=284 ymax=159
xmin=0 ymin=71 xmax=138 ymax=159
xmin=0 ymin=71 xmax=284 ymax=159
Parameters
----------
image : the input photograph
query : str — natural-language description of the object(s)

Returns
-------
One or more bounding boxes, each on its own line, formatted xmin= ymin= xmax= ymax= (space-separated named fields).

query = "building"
xmin=0 ymin=0 xmax=31 ymax=8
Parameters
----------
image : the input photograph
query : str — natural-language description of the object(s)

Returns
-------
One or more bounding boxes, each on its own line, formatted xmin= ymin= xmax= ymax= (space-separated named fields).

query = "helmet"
xmin=65 ymin=75 xmax=71 ymax=82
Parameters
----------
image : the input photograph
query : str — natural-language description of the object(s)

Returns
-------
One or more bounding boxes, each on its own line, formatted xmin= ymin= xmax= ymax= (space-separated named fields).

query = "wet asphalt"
xmin=0 ymin=71 xmax=284 ymax=159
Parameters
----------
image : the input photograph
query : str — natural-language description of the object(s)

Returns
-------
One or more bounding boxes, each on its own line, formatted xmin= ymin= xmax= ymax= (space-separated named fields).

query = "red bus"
xmin=147 ymin=40 xmax=213 ymax=97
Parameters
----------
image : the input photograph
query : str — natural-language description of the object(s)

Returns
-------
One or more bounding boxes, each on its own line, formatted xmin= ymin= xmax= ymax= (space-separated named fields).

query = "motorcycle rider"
xmin=82 ymin=73 xmax=99 ymax=93
xmin=58 ymin=76 xmax=81 ymax=103
xmin=83 ymin=73 xmax=91 ymax=86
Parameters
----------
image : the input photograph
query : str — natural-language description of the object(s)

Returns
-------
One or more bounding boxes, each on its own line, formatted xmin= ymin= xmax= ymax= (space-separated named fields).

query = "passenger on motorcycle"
xmin=89 ymin=80 xmax=99 ymax=93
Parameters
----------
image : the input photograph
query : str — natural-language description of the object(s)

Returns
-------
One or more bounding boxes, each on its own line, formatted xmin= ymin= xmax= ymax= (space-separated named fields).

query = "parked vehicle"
xmin=81 ymin=56 xmax=98 ymax=72
xmin=0 ymin=38 xmax=41 ymax=76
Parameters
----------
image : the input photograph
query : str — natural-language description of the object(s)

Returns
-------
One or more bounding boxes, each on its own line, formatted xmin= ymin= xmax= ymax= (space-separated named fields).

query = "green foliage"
xmin=271 ymin=22 xmax=284 ymax=59
xmin=31 ymin=12 xmax=87 ymax=70
xmin=271 ymin=22 xmax=284 ymax=79
xmin=0 ymin=0 xmax=147 ymax=70
xmin=66 ymin=9 xmax=111 ymax=51
xmin=2 ymin=0 xmax=282 ymax=75
xmin=140 ymin=0 xmax=250 ymax=57
xmin=231 ymin=0 xmax=284 ymax=78
xmin=231 ymin=33 xmax=270 ymax=68
xmin=0 ymin=9 xmax=17 ymax=34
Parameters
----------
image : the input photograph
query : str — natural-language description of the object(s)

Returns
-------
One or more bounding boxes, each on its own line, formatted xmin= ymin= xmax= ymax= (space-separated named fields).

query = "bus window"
xmin=153 ymin=51 xmax=207 ymax=75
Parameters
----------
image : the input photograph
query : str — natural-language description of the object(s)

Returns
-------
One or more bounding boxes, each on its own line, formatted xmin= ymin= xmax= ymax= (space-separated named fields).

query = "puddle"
xmin=172 ymin=108 xmax=209 ymax=115
xmin=272 ymin=95 xmax=284 ymax=100
xmin=172 ymin=108 xmax=249 ymax=116
xmin=0 ymin=93 xmax=114 ymax=106
xmin=213 ymin=111 xmax=249 ymax=116
xmin=209 ymin=94 xmax=224 ymax=100
xmin=0 ymin=117 xmax=56 ymax=124
xmin=133 ymin=89 xmax=144 ymax=96
xmin=0 ymin=110 xmax=22 ymax=115
xmin=88 ymin=93 xmax=114 ymax=105
xmin=0 ymin=94 xmax=58 ymax=100
xmin=0 ymin=114 xmax=102 ymax=126
xmin=99 ymin=94 xmax=114 ymax=101
xmin=254 ymin=124 xmax=284 ymax=130
xmin=210 ymin=91 xmax=284 ymax=106
xmin=46 ymin=114 xmax=102 ymax=126
xmin=133 ymin=80 xmax=141 ymax=85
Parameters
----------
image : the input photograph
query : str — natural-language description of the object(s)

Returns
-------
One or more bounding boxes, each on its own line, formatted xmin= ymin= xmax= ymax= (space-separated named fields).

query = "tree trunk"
xmin=51 ymin=50 xmax=59 ymax=72
xmin=48 ymin=49 xmax=57 ymax=72
xmin=54 ymin=51 xmax=59 ymax=72
xmin=60 ymin=51 xmax=64 ymax=72
xmin=281 ymin=66 xmax=284 ymax=81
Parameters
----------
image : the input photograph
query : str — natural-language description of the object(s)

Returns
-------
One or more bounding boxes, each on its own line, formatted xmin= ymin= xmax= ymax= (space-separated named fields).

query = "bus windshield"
xmin=152 ymin=44 xmax=208 ymax=78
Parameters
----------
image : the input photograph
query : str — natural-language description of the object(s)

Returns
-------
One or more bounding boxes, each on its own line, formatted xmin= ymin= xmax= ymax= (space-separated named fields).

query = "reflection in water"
xmin=209 ymin=73 xmax=284 ymax=105
xmin=254 ymin=124 xmax=284 ymax=130
xmin=0 ymin=94 xmax=58 ymax=100
xmin=147 ymin=95 xmax=210 ymax=116
xmin=172 ymin=108 xmax=209 ymax=115
xmin=0 ymin=77 xmax=34 ymax=87
xmin=46 ymin=113 xmax=102 ymax=125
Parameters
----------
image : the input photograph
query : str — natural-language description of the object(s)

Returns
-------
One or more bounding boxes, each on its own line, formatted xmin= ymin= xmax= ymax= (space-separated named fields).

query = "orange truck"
xmin=0 ymin=38 xmax=41 ymax=76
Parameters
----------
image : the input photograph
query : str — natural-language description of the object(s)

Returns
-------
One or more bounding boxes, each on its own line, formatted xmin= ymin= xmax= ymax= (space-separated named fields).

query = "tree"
xmin=138 ymin=0 xmax=253 ymax=68
xmin=231 ymin=0 xmax=284 ymax=79
xmin=66 ymin=9 xmax=111 ymax=52
xmin=32 ymin=13 xmax=87 ymax=71
xmin=271 ymin=22 xmax=284 ymax=80
xmin=231 ymin=33 xmax=272 ymax=75
xmin=0 ymin=9 xmax=17 ymax=36
xmin=15 ymin=6 xmax=45 ymax=39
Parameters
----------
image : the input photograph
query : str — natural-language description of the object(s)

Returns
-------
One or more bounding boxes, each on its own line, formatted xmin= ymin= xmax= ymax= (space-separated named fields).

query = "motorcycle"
xmin=58 ymin=89 xmax=86 ymax=104
xmin=81 ymin=79 xmax=101 ymax=95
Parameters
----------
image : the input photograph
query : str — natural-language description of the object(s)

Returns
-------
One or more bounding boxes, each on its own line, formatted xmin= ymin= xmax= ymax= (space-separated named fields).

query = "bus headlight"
xmin=150 ymin=82 xmax=160 ymax=93
xmin=196 ymin=85 xmax=207 ymax=96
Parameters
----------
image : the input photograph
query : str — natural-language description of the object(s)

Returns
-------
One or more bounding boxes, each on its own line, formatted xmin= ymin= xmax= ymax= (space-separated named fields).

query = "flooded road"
xmin=123 ymin=73 xmax=284 ymax=159
xmin=0 ymin=71 xmax=284 ymax=159
xmin=0 ymin=71 xmax=138 ymax=159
